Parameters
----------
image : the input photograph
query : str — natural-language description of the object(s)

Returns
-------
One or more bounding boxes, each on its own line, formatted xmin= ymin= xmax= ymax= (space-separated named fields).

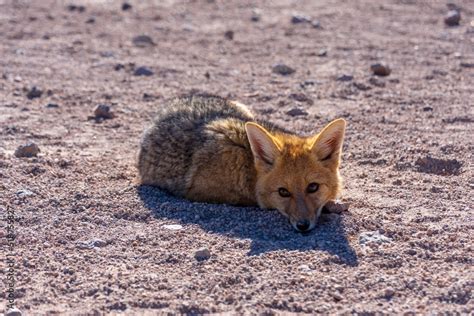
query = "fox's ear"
xmin=312 ymin=119 xmax=346 ymax=164
xmin=245 ymin=122 xmax=281 ymax=166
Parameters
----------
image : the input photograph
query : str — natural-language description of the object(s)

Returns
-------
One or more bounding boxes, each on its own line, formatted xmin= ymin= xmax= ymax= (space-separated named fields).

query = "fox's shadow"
xmin=138 ymin=186 xmax=358 ymax=266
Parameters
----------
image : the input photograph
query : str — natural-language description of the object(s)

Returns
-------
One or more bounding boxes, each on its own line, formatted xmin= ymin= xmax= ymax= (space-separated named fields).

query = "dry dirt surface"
xmin=1 ymin=0 xmax=473 ymax=314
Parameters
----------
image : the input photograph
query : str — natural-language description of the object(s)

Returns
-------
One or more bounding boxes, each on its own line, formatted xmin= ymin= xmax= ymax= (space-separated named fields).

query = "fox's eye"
xmin=278 ymin=188 xmax=291 ymax=198
xmin=307 ymin=182 xmax=319 ymax=193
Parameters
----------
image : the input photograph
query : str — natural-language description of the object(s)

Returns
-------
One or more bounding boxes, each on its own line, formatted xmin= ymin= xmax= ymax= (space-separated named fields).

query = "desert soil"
xmin=1 ymin=0 xmax=473 ymax=314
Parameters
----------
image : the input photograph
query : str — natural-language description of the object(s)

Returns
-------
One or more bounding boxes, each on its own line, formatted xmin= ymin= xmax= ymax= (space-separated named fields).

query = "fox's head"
xmin=245 ymin=119 xmax=346 ymax=232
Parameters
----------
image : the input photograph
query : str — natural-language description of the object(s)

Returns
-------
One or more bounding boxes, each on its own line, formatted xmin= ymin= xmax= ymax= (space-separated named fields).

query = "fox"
xmin=137 ymin=94 xmax=346 ymax=232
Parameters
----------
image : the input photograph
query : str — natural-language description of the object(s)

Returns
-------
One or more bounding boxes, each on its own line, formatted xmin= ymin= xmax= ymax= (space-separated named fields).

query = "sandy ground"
xmin=1 ymin=0 xmax=473 ymax=314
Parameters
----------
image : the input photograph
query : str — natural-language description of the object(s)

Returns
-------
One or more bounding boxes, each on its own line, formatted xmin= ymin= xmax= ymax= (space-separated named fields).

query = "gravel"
xmin=1 ymin=0 xmax=472 ymax=314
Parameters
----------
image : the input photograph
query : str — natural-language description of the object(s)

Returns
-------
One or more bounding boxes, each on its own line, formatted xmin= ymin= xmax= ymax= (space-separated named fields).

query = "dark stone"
xmin=133 ymin=66 xmax=154 ymax=76
xmin=122 ymin=2 xmax=132 ymax=11
xmin=444 ymin=10 xmax=460 ymax=26
xmin=336 ymin=74 xmax=353 ymax=82
xmin=94 ymin=104 xmax=114 ymax=120
xmin=272 ymin=64 xmax=295 ymax=75
xmin=132 ymin=35 xmax=155 ymax=47
xmin=286 ymin=108 xmax=308 ymax=117
xmin=67 ymin=5 xmax=85 ymax=12
xmin=14 ymin=143 xmax=40 ymax=158
xmin=291 ymin=14 xmax=311 ymax=24
xmin=26 ymin=86 xmax=43 ymax=99
xmin=371 ymin=63 xmax=391 ymax=76
xmin=224 ymin=30 xmax=234 ymax=40
xmin=460 ymin=62 xmax=474 ymax=68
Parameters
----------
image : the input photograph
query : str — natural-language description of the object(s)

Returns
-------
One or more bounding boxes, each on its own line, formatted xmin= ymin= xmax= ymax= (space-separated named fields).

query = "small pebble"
xmin=384 ymin=288 xmax=395 ymax=298
xmin=298 ymin=264 xmax=312 ymax=272
xmin=311 ymin=20 xmax=321 ymax=28
xmin=371 ymin=63 xmax=391 ymax=76
xmin=46 ymin=103 xmax=59 ymax=108
xmin=6 ymin=308 xmax=22 ymax=316
xmin=224 ymin=30 xmax=234 ymax=40
xmin=14 ymin=143 xmax=40 ymax=158
xmin=286 ymin=108 xmax=308 ymax=117
xmin=444 ymin=10 xmax=460 ymax=26
xmin=67 ymin=4 xmax=86 ymax=12
xmin=317 ymin=49 xmax=327 ymax=57
xmin=336 ymin=74 xmax=353 ymax=82
xmin=291 ymin=14 xmax=311 ymax=24
xmin=16 ymin=189 xmax=34 ymax=198
xmin=26 ymin=86 xmax=43 ymax=99
xmin=251 ymin=9 xmax=261 ymax=22
xmin=406 ymin=248 xmax=417 ymax=256
xmin=122 ymin=2 xmax=132 ymax=11
xmin=133 ymin=66 xmax=154 ymax=76
xmin=331 ymin=292 xmax=343 ymax=301
xmin=194 ymin=247 xmax=211 ymax=261
xmin=94 ymin=104 xmax=114 ymax=120
xmin=272 ymin=63 xmax=295 ymax=75
xmin=77 ymin=238 xmax=107 ymax=249
xmin=132 ymin=35 xmax=155 ymax=47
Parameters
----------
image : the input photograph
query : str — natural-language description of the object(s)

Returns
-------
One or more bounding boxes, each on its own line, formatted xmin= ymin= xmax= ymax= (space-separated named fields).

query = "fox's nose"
xmin=296 ymin=220 xmax=310 ymax=232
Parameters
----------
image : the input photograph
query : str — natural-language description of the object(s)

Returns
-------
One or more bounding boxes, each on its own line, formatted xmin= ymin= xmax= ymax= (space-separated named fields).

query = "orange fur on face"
xmin=246 ymin=119 xmax=345 ymax=231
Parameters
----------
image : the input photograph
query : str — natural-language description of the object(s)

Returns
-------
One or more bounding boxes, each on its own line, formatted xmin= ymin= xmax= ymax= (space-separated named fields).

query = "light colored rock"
xmin=359 ymin=231 xmax=392 ymax=246
xmin=163 ymin=224 xmax=183 ymax=230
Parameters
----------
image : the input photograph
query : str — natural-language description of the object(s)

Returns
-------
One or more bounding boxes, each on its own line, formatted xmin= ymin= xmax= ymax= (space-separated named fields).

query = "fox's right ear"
xmin=245 ymin=122 xmax=281 ymax=167
xmin=311 ymin=118 xmax=346 ymax=165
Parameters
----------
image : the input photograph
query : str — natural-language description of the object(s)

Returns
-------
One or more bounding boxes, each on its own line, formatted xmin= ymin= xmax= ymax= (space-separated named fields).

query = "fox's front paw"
xmin=322 ymin=200 xmax=349 ymax=214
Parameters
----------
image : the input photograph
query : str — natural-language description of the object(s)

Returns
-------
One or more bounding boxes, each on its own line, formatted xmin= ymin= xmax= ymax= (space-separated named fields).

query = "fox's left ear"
xmin=311 ymin=119 xmax=346 ymax=165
